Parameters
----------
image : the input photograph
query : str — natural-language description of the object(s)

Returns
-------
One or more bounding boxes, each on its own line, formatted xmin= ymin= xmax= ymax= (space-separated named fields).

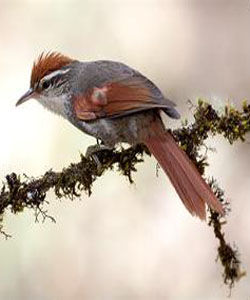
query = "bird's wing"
xmin=73 ymin=62 xmax=178 ymax=121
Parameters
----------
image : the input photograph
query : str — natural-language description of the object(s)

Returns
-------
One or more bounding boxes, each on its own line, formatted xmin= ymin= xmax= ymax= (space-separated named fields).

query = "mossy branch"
xmin=1 ymin=100 xmax=249 ymax=289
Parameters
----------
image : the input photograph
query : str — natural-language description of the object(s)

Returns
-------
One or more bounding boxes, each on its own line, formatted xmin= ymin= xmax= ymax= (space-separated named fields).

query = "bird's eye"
xmin=41 ymin=80 xmax=51 ymax=90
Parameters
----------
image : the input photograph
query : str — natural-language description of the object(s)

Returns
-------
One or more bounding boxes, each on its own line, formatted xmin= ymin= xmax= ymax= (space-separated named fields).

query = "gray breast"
xmin=70 ymin=111 xmax=157 ymax=148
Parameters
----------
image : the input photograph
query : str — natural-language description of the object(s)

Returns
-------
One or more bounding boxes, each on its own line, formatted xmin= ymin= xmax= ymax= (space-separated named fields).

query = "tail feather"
xmin=144 ymin=122 xmax=224 ymax=219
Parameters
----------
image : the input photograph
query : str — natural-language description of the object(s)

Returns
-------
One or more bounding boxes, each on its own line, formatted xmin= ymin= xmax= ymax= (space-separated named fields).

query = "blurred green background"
xmin=1 ymin=0 xmax=250 ymax=299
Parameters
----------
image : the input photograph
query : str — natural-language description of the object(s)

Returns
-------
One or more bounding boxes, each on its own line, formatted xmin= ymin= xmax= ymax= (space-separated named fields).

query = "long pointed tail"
xmin=144 ymin=121 xmax=224 ymax=220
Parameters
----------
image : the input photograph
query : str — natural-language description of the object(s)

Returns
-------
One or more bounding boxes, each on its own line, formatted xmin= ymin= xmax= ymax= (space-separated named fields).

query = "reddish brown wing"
xmin=73 ymin=77 xmax=170 ymax=121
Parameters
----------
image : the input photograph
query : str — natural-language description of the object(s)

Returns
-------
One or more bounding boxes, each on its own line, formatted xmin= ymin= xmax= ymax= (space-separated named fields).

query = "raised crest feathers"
xmin=31 ymin=52 xmax=74 ymax=87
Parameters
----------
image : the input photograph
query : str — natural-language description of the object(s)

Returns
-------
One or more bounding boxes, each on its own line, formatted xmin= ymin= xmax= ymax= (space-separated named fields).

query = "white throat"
xmin=37 ymin=94 xmax=69 ymax=119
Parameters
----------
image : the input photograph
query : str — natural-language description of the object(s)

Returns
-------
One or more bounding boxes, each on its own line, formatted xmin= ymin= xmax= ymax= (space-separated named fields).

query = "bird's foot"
xmin=85 ymin=144 xmax=114 ymax=175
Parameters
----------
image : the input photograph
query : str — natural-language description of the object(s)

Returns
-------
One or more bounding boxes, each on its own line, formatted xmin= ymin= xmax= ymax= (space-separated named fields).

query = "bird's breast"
xmin=74 ymin=111 xmax=157 ymax=147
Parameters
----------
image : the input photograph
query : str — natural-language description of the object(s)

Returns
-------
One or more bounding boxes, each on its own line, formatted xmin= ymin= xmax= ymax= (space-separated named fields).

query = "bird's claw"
xmin=85 ymin=144 xmax=113 ymax=175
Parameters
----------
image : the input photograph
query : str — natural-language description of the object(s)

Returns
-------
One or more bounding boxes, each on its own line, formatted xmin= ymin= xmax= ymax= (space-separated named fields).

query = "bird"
xmin=16 ymin=52 xmax=224 ymax=220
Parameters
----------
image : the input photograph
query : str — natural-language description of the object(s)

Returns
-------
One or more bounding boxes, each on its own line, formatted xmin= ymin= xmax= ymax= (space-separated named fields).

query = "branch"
xmin=1 ymin=100 xmax=249 ymax=289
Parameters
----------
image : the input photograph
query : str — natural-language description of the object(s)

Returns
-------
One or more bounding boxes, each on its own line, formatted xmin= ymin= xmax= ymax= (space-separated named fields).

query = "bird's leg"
xmin=85 ymin=141 xmax=114 ymax=175
xmin=85 ymin=144 xmax=113 ymax=158
xmin=96 ymin=138 xmax=101 ymax=146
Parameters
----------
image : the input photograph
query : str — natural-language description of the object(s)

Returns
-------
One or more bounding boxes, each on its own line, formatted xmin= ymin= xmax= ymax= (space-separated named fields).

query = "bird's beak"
xmin=16 ymin=88 xmax=35 ymax=107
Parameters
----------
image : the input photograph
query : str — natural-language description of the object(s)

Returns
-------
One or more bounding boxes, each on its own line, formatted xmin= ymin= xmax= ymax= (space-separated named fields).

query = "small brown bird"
xmin=16 ymin=52 xmax=224 ymax=219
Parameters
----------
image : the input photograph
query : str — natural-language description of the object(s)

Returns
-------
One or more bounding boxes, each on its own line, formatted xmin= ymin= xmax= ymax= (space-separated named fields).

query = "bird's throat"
xmin=38 ymin=94 xmax=69 ymax=118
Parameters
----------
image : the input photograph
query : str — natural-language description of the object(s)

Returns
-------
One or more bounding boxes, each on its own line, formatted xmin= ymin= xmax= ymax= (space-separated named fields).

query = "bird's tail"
xmin=144 ymin=120 xmax=224 ymax=219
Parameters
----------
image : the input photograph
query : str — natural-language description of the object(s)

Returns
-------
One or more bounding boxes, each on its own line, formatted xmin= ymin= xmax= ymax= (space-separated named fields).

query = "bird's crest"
xmin=31 ymin=52 xmax=74 ymax=87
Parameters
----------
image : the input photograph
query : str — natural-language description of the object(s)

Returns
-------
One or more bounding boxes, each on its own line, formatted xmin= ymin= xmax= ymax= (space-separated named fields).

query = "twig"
xmin=0 ymin=100 xmax=249 ymax=289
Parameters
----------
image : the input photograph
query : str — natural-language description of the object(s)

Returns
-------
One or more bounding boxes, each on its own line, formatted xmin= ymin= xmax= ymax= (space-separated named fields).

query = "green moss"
xmin=0 ymin=100 xmax=249 ymax=289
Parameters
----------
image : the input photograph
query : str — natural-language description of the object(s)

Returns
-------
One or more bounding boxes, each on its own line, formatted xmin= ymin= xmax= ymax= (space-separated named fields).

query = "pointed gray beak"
xmin=16 ymin=88 xmax=35 ymax=106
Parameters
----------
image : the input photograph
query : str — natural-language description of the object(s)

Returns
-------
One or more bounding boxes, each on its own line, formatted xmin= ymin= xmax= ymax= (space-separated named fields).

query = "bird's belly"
xmin=76 ymin=111 xmax=157 ymax=147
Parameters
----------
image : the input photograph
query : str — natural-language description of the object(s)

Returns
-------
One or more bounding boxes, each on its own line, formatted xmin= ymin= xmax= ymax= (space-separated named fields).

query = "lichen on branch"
xmin=0 ymin=100 xmax=249 ymax=289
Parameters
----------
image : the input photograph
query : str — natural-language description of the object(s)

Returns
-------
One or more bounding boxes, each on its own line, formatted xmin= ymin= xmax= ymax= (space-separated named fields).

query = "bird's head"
xmin=16 ymin=52 xmax=75 ymax=115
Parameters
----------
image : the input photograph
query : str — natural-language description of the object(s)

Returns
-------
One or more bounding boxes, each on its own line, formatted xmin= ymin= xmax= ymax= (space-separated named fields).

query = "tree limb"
xmin=0 ymin=100 xmax=249 ymax=289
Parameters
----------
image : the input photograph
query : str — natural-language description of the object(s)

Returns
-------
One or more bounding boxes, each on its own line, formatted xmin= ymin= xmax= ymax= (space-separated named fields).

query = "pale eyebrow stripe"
xmin=42 ymin=68 xmax=70 ymax=82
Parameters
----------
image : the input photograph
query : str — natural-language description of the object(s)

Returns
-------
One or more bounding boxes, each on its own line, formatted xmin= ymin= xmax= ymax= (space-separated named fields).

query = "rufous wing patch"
xmin=73 ymin=79 xmax=156 ymax=121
